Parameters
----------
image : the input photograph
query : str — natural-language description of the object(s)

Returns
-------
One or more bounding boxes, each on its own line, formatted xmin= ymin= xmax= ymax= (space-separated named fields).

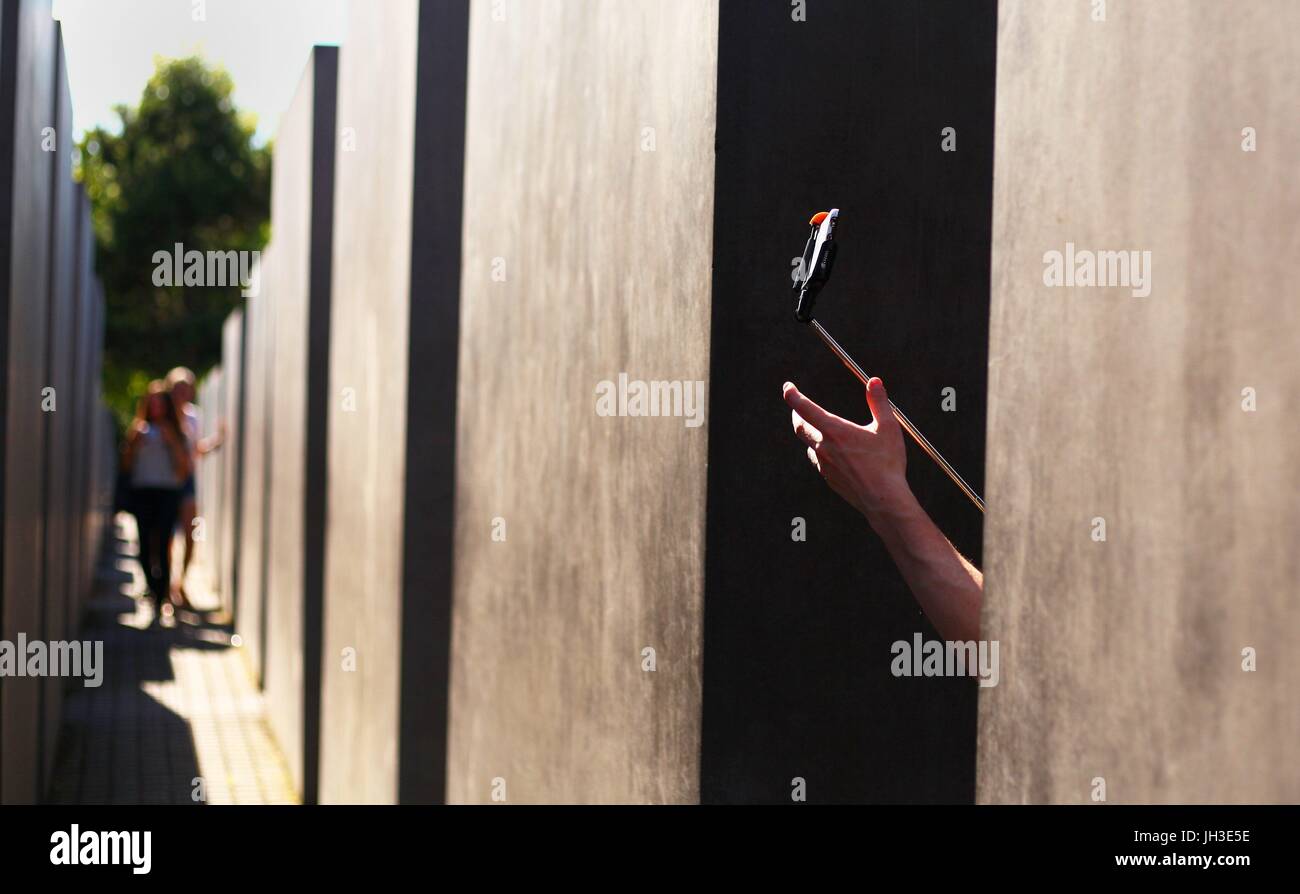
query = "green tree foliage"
xmin=77 ymin=56 xmax=270 ymax=430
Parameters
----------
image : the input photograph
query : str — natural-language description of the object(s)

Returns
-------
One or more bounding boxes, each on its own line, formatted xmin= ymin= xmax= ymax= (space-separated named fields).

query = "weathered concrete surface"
xmin=263 ymin=46 xmax=336 ymax=803
xmin=978 ymin=0 xmax=1300 ymax=803
xmin=0 ymin=0 xmax=54 ymax=805
xmin=63 ymin=190 xmax=87 ymax=633
xmin=39 ymin=23 xmax=74 ymax=790
xmin=72 ymin=250 xmax=106 ymax=629
xmin=446 ymin=0 xmax=717 ymax=804
xmin=236 ymin=251 xmax=274 ymax=684
xmin=217 ymin=308 xmax=244 ymax=616
xmin=320 ymin=0 xmax=466 ymax=804
xmin=319 ymin=0 xmax=467 ymax=805
xmin=318 ymin=0 xmax=419 ymax=804
xmin=65 ymin=188 xmax=95 ymax=634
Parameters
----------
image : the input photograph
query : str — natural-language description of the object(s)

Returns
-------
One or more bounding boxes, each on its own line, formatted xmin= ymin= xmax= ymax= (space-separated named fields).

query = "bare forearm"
xmin=781 ymin=378 xmax=983 ymax=642
xmin=867 ymin=485 xmax=982 ymax=642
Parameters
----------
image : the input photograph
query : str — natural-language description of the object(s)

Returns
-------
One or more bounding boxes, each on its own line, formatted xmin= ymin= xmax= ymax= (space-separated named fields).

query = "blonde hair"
xmin=165 ymin=366 xmax=196 ymax=389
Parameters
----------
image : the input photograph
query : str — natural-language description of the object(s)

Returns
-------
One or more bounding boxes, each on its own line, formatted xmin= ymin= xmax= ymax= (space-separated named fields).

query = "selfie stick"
xmin=792 ymin=209 xmax=985 ymax=514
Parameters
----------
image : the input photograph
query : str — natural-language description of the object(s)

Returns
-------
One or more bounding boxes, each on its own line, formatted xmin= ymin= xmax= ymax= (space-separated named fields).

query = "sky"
xmin=53 ymin=0 xmax=348 ymax=144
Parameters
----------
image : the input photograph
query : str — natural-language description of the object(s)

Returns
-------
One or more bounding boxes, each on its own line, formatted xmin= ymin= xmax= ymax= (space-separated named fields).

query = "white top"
xmin=131 ymin=424 xmax=182 ymax=489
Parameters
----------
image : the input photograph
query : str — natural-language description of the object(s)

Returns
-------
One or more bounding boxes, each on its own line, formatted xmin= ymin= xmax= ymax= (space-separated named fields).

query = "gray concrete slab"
xmin=218 ymin=309 xmax=244 ymax=617
xmin=319 ymin=0 xmax=466 ymax=804
xmin=978 ymin=0 xmax=1300 ymax=803
xmin=38 ymin=21 xmax=74 ymax=793
xmin=446 ymin=0 xmax=718 ymax=804
xmin=71 ymin=261 xmax=104 ymax=628
xmin=64 ymin=187 xmax=93 ymax=635
xmin=445 ymin=0 xmax=995 ymax=805
xmin=0 ymin=0 xmax=54 ymax=805
xmin=263 ymin=46 xmax=336 ymax=804
xmin=62 ymin=189 xmax=83 ymax=632
xmin=236 ymin=255 xmax=274 ymax=684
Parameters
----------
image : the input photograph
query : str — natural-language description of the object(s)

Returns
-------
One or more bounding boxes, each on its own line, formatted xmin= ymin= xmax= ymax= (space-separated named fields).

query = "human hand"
xmin=782 ymin=377 xmax=912 ymax=522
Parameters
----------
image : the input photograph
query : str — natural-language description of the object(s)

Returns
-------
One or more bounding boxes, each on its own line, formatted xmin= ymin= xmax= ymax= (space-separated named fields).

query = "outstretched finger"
xmin=864 ymin=376 xmax=898 ymax=434
xmin=783 ymin=382 xmax=844 ymax=432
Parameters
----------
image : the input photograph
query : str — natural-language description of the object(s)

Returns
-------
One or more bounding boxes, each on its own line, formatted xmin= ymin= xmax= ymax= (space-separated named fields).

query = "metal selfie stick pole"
xmin=807 ymin=318 xmax=985 ymax=513
xmin=793 ymin=209 xmax=985 ymax=514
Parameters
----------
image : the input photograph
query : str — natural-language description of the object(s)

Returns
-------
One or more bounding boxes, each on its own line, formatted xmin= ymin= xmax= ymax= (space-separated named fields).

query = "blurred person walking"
xmin=121 ymin=381 xmax=192 ymax=623
xmin=165 ymin=367 xmax=222 ymax=608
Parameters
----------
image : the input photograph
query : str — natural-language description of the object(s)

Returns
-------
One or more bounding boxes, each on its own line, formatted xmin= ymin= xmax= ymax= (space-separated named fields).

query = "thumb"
xmin=865 ymin=377 xmax=897 ymax=432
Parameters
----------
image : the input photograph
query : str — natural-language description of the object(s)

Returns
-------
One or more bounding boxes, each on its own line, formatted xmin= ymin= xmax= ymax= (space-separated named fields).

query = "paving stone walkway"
xmin=47 ymin=515 xmax=297 ymax=805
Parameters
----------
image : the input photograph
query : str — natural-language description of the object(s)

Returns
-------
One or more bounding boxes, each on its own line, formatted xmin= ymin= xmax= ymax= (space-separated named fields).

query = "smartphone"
xmin=792 ymin=208 xmax=839 ymax=322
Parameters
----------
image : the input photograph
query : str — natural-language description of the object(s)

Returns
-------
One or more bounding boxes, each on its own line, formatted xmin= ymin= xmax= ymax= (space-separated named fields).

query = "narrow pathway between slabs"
xmin=47 ymin=514 xmax=297 ymax=805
